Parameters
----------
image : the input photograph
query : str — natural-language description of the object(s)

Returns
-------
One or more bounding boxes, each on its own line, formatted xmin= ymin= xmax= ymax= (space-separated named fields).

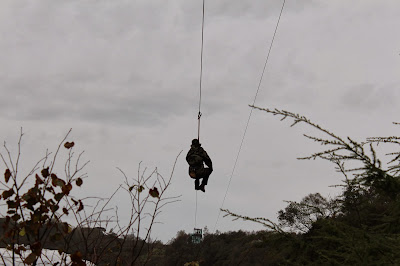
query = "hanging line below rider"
xmin=186 ymin=139 xmax=213 ymax=192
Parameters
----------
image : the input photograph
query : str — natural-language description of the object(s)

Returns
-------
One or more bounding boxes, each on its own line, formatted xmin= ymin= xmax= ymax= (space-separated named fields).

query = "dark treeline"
xmin=4 ymin=178 xmax=400 ymax=266
xmin=162 ymin=183 xmax=400 ymax=265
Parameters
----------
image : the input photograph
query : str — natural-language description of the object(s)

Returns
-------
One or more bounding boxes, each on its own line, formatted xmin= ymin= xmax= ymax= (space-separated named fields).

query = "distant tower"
xmin=191 ymin=228 xmax=202 ymax=244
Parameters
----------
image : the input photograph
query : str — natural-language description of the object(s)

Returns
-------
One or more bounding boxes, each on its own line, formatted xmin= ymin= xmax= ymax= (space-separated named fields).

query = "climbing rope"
xmin=197 ymin=0 xmax=205 ymax=141
xmin=194 ymin=0 xmax=206 ymax=230
xmin=213 ymin=0 xmax=286 ymax=232
xmin=197 ymin=112 xmax=202 ymax=141
xmin=195 ymin=190 xmax=198 ymax=227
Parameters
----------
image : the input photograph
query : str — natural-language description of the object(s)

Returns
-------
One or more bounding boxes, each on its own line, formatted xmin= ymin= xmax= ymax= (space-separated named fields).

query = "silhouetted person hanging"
xmin=186 ymin=139 xmax=213 ymax=192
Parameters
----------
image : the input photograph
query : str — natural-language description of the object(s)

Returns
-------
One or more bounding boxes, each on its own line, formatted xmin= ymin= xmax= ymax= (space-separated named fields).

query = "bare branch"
xmin=221 ymin=208 xmax=285 ymax=234
xmin=50 ymin=128 xmax=72 ymax=174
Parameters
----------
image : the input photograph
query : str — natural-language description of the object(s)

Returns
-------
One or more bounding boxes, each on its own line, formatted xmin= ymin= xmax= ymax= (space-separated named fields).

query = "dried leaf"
xmin=54 ymin=193 xmax=64 ymax=202
xmin=62 ymin=208 xmax=69 ymax=215
xmin=62 ymin=183 xmax=72 ymax=195
xmin=77 ymin=200 xmax=84 ymax=212
xmin=75 ymin=178 xmax=83 ymax=187
xmin=46 ymin=186 xmax=55 ymax=194
xmin=19 ymin=227 xmax=26 ymax=236
xmin=71 ymin=198 xmax=78 ymax=206
xmin=35 ymin=174 xmax=44 ymax=185
xmin=41 ymin=167 xmax=50 ymax=178
xmin=24 ymin=253 xmax=37 ymax=264
xmin=51 ymin=205 xmax=60 ymax=212
xmin=7 ymin=200 xmax=18 ymax=209
xmin=138 ymin=185 xmax=144 ymax=192
xmin=4 ymin=169 xmax=11 ymax=183
xmin=2 ymin=188 xmax=14 ymax=199
xmin=149 ymin=187 xmax=160 ymax=198
xmin=51 ymin=174 xmax=66 ymax=187
xmin=64 ymin=142 xmax=75 ymax=149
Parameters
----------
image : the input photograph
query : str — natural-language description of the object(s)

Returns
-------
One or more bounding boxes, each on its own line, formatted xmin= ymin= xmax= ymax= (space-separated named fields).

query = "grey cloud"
xmin=1 ymin=80 xmax=194 ymax=126
xmin=340 ymin=83 xmax=400 ymax=111
xmin=206 ymin=0 xmax=318 ymax=20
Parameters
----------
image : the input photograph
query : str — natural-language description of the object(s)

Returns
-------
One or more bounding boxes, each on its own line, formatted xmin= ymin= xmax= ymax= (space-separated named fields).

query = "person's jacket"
xmin=186 ymin=145 xmax=212 ymax=170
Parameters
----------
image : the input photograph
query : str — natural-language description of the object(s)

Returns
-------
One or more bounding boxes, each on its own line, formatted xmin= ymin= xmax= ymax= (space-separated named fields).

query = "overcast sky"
xmin=1 ymin=0 xmax=400 ymax=243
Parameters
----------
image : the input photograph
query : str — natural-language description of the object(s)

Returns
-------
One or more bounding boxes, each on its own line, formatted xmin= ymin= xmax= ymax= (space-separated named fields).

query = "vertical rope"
xmin=197 ymin=0 xmax=205 ymax=141
xmin=197 ymin=112 xmax=202 ymax=141
xmin=195 ymin=191 xmax=198 ymax=228
xmin=195 ymin=0 xmax=205 ymax=231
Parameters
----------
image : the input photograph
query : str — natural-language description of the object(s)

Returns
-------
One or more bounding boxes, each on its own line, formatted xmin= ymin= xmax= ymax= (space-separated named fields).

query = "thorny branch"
xmin=249 ymin=105 xmax=400 ymax=177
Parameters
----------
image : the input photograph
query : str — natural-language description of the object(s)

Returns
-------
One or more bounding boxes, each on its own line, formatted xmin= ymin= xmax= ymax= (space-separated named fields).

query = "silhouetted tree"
xmin=221 ymin=105 xmax=400 ymax=264
xmin=0 ymin=129 xmax=180 ymax=265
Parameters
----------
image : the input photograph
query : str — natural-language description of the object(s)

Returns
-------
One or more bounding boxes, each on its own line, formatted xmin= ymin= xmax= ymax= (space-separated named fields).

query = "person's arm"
xmin=186 ymin=148 xmax=193 ymax=164
xmin=201 ymin=149 xmax=213 ymax=170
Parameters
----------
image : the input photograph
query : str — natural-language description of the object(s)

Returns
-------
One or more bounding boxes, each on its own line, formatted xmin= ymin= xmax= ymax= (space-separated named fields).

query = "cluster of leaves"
xmin=1 ymin=168 xmax=84 ymax=263
xmin=0 ymin=129 xmax=181 ymax=265
xmin=0 ymin=130 xmax=87 ymax=265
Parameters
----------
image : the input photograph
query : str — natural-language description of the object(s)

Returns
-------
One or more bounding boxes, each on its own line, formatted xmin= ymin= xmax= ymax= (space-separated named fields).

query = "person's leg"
xmin=197 ymin=168 xmax=212 ymax=192
xmin=200 ymin=168 xmax=212 ymax=186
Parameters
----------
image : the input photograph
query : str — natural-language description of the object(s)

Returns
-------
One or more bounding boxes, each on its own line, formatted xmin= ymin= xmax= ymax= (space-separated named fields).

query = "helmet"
xmin=192 ymin=139 xmax=200 ymax=146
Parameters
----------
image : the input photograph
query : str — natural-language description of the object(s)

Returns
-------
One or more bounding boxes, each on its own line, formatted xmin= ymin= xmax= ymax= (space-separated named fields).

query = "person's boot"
xmin=198 ymin=183 xmax=205 ymax=192
xmin=195 ymin=179 xmax=200 ymax=190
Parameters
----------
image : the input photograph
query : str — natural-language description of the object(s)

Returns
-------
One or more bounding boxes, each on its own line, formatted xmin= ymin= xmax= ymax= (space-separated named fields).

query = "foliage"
xmin=0 ymin=129 xmax=180 ymax=265
xmin=220 ymin=105 xmax=400 ymax=264
xmin=159 ymin=229 xmax=306 ymax=265
xmin=277 ymin=193 xmax=340 ymax=233
xmin=0 ymin=129 xmax=88 ymax=265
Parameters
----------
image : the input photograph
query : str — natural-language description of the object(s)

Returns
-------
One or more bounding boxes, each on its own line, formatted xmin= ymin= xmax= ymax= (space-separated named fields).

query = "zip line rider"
xmin=186 ymin=139 xmax=213 ymax=192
